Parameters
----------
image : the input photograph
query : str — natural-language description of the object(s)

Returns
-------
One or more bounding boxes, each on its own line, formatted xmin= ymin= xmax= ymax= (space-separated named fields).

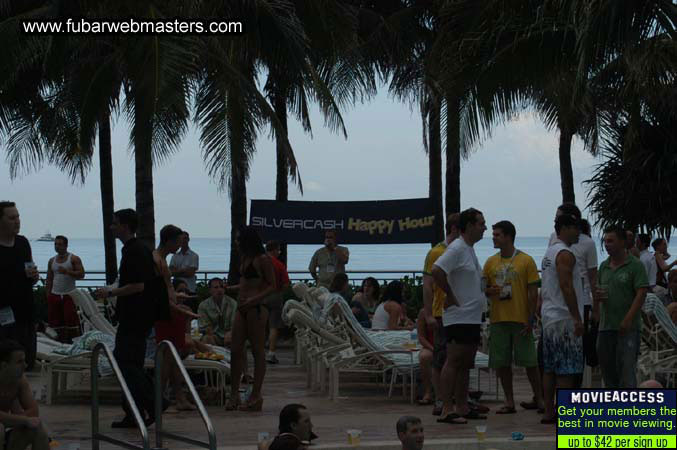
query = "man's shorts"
xmin=542 ymin=319 xmax=584 ymax=375
xmin=488 ymin=322 xmax=538 ymax=369
xmin=47 ymin=293 xmax=80 ymax=329
xmin=444 ymin=324 xmax=481 ymax=346
xmin=264 ymin=292 xmax=284 ymax=329
xmin=432 ymin=318 xmax=446 ymax=370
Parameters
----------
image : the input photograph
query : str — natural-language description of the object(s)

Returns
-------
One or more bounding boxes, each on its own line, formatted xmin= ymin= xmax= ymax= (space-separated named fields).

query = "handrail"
xmin=91 ymin=343 xmax=151 ymax=450
xmin=36 ymin=269 xmax=428 ymax=288
xmin=154 ymin=340 xmax=217 ymax=450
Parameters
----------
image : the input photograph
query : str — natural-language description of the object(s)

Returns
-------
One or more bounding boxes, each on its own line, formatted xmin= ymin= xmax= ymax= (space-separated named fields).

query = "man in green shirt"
xmin=198 ymin=278 xmax=238 ymax=347
xmin=595 ymin=226 xmax=648 ymax=388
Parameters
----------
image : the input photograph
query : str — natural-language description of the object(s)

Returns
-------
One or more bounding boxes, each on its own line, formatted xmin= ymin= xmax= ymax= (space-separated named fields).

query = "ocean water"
xmin=28 ymin=236 xmax=677 ymax=281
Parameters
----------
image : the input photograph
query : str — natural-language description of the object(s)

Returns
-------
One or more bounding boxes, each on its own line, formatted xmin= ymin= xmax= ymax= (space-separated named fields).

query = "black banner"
xmin=249 ymin=198 xmax=436 ymax=244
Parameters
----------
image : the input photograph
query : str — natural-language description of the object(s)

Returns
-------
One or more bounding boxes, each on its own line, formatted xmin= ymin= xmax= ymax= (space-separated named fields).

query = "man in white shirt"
xmin=45 ymin=235 xmax=85 ymax=343
xmin=170 ymin=231 xmax=199 ymax=295
xmin=637 ymin=234 xmax=658 ymax=291
xmin=540 ymin=214 xmax=585 ymax=424
xmin=431 ymin=208 xmax=487 ymax=424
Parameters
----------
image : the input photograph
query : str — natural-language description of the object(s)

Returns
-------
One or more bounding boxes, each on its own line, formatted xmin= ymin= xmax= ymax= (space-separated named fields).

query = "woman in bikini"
xmin=227 ymin=226 xmax=276 ymax=411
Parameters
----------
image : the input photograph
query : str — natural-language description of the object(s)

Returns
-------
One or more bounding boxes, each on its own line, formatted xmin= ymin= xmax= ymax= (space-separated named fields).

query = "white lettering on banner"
xmin=250 ymin=217 xmax=344 ymax=231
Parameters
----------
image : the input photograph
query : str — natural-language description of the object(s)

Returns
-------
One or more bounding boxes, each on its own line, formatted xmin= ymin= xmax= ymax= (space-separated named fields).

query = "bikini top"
xmin=241 ymin=260 xmax=260 ymax=280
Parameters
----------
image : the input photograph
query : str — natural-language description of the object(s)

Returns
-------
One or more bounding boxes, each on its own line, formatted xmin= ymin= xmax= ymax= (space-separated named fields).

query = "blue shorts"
xmin=542 ymin=319 xmax=583 ymax=375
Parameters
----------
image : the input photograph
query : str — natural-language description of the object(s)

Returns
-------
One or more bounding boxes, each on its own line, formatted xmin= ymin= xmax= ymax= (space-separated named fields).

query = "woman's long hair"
xmin=381 ymin=280 xmax=404 ymax=304
xmin=238 ymin=226 xmax=265 ymax=258
xmin=361 ymin=277 xmax=380 ymax=301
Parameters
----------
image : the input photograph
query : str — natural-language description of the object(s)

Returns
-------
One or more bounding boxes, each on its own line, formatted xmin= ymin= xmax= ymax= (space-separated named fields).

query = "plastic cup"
xmin=257 ymin=432 xmax=269 ymax=443
xmin=475 ymin=425 xmax=486 ymax=441
xmin=346 ymin=429 xmax=362 ymax=446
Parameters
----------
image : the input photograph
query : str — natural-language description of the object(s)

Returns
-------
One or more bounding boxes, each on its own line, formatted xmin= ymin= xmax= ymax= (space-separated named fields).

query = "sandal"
xmin=239 ymin=397 xmax=263 ymax=412
xmin=225 ymin=399 xmax=240 ymax=411
xmin=417 ymin=398 xmax=434 ymax=406
xmin=496 ymin=405 xmax=517 ymax=414
xmin=520 ymin=400 xmax=540 ymax=410
xmin=469 ymin=401 xmax=490 ymax=414
xmin=463 ymin=410 xmax=487 ymax=420
xmin=436 ymin=413 xmax=467 ymax=424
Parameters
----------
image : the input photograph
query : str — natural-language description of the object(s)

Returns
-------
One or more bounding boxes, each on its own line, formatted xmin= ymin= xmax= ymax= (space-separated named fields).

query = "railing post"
xmin=90 ymin=343 xmax=150 ymax=450
xmin=154 ymin=340 xmax=217 ymax=449
xmin=91 ymin=348 xmax=100 ymax=450
xmin=155 ymin=347 xmax=164 ymax=449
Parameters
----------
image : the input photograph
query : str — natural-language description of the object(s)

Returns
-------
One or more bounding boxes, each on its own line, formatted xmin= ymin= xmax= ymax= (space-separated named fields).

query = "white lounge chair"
xmin=639 ymin=294 xmax=677 ymax=386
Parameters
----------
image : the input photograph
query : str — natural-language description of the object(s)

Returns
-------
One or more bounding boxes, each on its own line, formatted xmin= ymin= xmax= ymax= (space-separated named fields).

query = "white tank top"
xmin=540 ymin=240 xmax=585 ymax=327
xmin=52 ymin=253 xmax=76 ymax=294
xmin=371 ymin=303 xmax=390 ymax=330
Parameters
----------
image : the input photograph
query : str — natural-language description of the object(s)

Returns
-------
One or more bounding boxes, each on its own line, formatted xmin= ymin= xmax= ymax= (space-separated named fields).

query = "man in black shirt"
xmin=0 ymin=202 xmax=39 ymax=371
xmin=94 ymin=208 xmax=162 ymax=428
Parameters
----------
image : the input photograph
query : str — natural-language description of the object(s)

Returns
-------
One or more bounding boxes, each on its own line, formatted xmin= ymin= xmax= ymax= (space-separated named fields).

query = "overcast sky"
xmin=1 ymin=88 xmax=598 ymax=239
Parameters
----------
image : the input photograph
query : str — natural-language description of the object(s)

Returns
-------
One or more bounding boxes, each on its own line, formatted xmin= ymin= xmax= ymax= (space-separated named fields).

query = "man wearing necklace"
xmin=483 ymin=221 xmax=543 ymax=415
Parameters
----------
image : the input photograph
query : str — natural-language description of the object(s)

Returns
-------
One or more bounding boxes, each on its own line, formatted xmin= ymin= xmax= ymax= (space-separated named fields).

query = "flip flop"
xmin=520 ymin=400 xmax=538 ymax=410
xmin=469 ymin=402 xmax=490 ymax=414
xmin=417 ymin=398 xmax=434 ymax=406
xmin=469 ymin=390 xmax=483 ymax=400
xmin=496 ymin=406 xmax=516 ymax=414
xmin=463 ymin=410 xmax=487 ymax=420
xmin=437 ymin=413 xmax=468 ymax=424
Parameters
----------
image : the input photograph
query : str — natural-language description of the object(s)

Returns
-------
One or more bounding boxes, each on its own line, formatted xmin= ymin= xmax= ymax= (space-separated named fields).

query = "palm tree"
xmin=374 ymin=1 xmax=447 ymax=244
xmin=264 ymin=0 xmax=377 ymax=262
xmin=194 ymin=0 xmax=307 ymax=283
xmin=0 ymin=1 xmax=123 ymax=282
xmin=432 ymin=0 xmax=602 ymax=205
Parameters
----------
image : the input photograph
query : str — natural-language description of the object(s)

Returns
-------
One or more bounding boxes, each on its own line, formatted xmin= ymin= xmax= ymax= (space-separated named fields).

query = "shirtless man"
xmin=0 ymin=340 xmax=49 ymax=450
xmin=46 ymin=235 xmax=85 ymax=342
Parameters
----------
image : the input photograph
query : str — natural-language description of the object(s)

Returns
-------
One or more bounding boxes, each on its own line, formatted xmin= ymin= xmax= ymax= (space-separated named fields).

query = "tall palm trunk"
xmin=134 ymin=94 xmax=156 ymax=249
xmin=445 ymin=95 xmax=461 ymax=217
xmin=227 ymin=101 xmax=247 ymax=285
xmin=428 ymin=98 xmax=444 ymax=244
xmin=98 ymin=112 xmax=117 ymax=284
xmin=273 ymin=93 xmax=289 ymax=265
xmin=558 ymin=124 xmax=575 ymax=204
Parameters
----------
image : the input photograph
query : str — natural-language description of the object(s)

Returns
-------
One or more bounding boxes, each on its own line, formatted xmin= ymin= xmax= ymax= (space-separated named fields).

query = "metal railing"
xmin=36 ymin=269 xmax=425 ymax=288
xmin=154 ymin=340 xmax=216 ymax=450
xmin=91 ymin=343 xmax=151 ymax=450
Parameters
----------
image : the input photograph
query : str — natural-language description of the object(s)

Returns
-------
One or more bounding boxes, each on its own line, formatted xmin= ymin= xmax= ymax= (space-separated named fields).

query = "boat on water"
xmin=36 ymin=232 xmax=54 ymax=242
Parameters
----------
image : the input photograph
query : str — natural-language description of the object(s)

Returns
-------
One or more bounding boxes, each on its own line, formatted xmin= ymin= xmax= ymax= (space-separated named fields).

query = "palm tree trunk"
xmin=428 ymin=98 xmax=444 ymax=244
xmin=98 ymin=112 xmax=117 ymax=284
xmin=134 ymin=94 xmax=156 ymax=249
xmin=273 ymin=93 xmax=289 ymax=265
xmin=227 ymin=103 xmax=247 ymax=285
xmin=558 ymin=126 xmax=575 ymax=204
xmin=445 ymin=95 xmax=461 ymax=217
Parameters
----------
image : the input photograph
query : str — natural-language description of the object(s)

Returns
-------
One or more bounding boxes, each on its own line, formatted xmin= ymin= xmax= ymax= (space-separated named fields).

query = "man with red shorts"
xmin=45 ymin=235 xmax=85 ymax=343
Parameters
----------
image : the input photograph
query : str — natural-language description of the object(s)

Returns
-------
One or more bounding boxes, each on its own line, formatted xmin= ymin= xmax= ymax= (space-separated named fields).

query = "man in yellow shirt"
xmin=483 ymin=221 xmax=543 ymax=414
xmin=422 ymin=213 xmax=459 ymax=414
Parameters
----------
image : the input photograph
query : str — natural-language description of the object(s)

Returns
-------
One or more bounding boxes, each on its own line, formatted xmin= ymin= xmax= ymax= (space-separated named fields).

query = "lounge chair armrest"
xmin=330 ymin=350 xmax=416 ymax=368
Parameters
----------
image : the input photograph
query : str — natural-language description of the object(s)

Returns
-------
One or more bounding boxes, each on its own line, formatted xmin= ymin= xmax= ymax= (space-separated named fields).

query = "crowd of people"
xmin=2 ymin=198 xmax=677 ymax=447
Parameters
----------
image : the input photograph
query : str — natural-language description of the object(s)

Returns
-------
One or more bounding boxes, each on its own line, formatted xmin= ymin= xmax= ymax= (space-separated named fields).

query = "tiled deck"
xmin=35 ymin=345 xmax=559 ymax=449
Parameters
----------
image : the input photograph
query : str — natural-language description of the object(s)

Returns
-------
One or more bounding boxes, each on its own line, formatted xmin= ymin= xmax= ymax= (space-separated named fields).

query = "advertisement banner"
xmin=556 ymin=389 xmax=677 ymax=449
xmin=249 ymin=198 xmax=436 ymax=244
